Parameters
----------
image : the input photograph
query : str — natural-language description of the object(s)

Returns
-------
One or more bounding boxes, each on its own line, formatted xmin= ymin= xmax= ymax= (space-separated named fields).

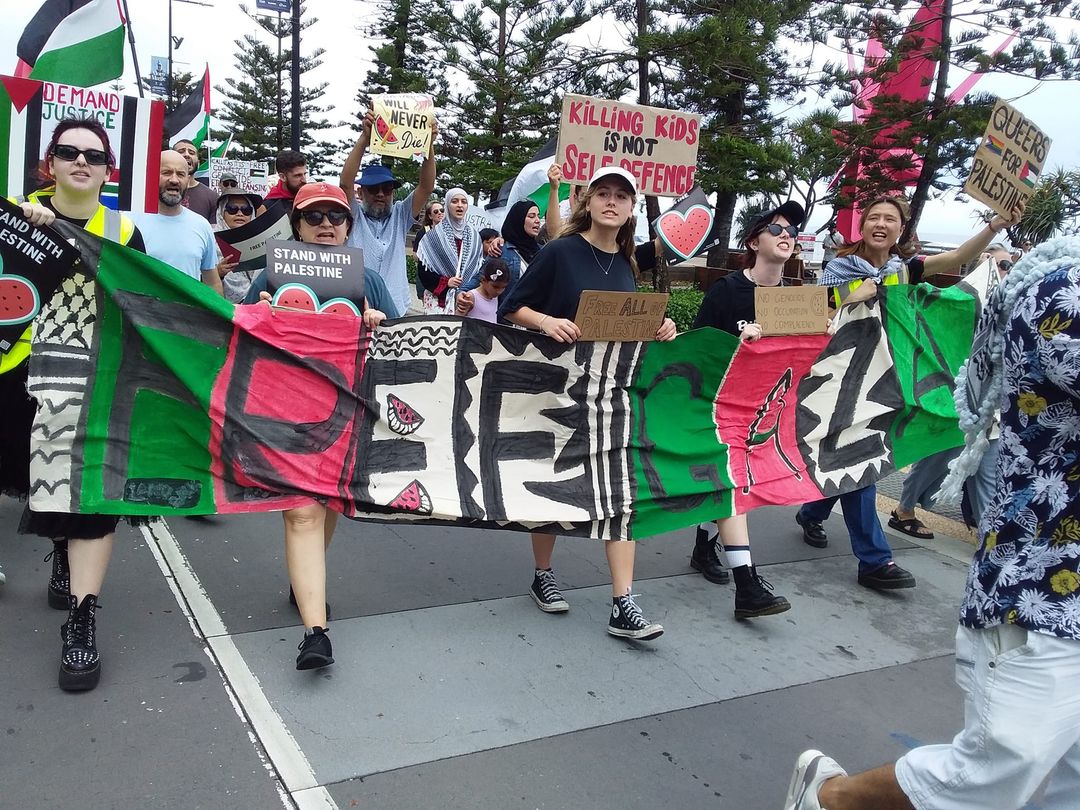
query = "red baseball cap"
xmin=293 ymin=181 xmax=351 ymax=213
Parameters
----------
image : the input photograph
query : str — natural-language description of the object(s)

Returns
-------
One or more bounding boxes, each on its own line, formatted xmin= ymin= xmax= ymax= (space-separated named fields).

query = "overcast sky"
xmin=2 ymin=0 xmax=1078 ymax=244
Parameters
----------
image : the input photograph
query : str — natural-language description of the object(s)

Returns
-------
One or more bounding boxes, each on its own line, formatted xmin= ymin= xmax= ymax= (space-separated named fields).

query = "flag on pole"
xmin=505 ymin=137 xmax=570 ymax=210
xmin=196 ymin=133 xmax=231 ymax=179
xmin=164 ymin=67 xmax=210 ymax=149
xmin=17 ymin=0 xmax=126 ymax=87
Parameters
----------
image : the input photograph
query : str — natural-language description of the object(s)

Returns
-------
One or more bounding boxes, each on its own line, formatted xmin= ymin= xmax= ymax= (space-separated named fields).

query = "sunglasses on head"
xmin=300 ymin=209 xmax=349 ymax=226
xmin=52 ymin=144 xmax=109 ymax=166
xmin=757 ymin=223 xmax=799 ymax=238
xmin=224 ymin=203 xmax=253 ymax=215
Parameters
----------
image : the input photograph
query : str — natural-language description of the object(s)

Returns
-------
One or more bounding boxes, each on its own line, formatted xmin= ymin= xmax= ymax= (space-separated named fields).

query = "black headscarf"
xmin=501 ymin=200 xmax=541 ymax=263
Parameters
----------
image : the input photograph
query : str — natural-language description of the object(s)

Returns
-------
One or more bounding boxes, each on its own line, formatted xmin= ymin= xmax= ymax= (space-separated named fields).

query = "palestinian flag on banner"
xmin=17 ymin=0 xmax=125 ymax=87
xmin=0 ymin=74 xmax=163 ymax=212
xmin=505 ymin=136 xmax=571 ymax=210
xmin=164 ymin=67 xmax=210 ymax=149
xmin=214 ymin=204 xmax=291 ymax=272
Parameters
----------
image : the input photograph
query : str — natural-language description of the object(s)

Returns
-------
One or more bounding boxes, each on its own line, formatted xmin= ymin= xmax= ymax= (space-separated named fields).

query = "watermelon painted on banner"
xmin=27 ymin=223 xmax=980 ymax=540
xmin=0 ymin=74 xmax=163 ymax=212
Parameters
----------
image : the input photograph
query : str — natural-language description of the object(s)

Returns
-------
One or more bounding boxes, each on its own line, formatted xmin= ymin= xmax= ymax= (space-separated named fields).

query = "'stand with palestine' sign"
xmin=754 ymin=286 xmax=829 ymax=336
xmin=963 ymin=99 xmax=1051 ymax=218
xmin=574 ymin=291 xmax=669 ymax=341
xmin=557 ymin=95 xmax=701 ymax=197
xmin=265 ymin=239 xmax=366 ymax=316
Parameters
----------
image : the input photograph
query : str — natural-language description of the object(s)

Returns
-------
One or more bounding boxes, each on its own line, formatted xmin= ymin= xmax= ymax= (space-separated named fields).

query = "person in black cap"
xmin=686 ymin=201 xmax=801 ymax=618
xmin=218 ymin=171 xmax=239 ymax=192
xmin=339 ymin=109 xmax=438 ymax=316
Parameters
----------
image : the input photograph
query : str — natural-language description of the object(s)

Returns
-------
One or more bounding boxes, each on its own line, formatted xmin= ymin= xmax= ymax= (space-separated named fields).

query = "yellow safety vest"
xmin=832 ymin=265 xmax=908 ymax=308
xmin=0 ymin=191 xmax=136 ymax=374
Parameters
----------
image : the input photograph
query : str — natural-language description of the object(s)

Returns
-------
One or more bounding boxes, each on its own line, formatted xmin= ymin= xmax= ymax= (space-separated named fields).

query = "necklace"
xmin=746 ymin=267 xmax=782 ymax=287
xmin=588 ymin=240 xmax=617 ymax=275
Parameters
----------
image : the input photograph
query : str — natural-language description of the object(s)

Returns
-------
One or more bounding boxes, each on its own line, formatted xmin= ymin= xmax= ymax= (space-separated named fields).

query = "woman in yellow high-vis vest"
xmin=796 ymin=195 xmax=1023 ymax=592
xmin=1 ymin=117 xmax=144 ymax=693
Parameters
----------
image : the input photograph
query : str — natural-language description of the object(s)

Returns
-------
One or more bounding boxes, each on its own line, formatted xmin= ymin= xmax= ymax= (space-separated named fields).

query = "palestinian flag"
xmin=0 ymin=74 xmax=164 ymax=212
xmin=195 ymin=133 xmax=231 ymax=179
xmin=1019 ymin=160 xmax=1040 ymax=189
xmin=25 ymin=221 xmax=984 ymax=540
xmin=164 ymin=67 xmax=210 ymax=149
xmin=17 ymin=0 xmax=125 ymax=87
xmin=214 ymin=205 xmax=291 ymax=273
xmin=505 ymin=137 xmax=571 ymax=210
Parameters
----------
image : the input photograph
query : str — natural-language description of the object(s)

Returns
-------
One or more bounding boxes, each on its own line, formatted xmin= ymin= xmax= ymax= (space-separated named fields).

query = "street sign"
xmin=255 ymin=0 xmax=291 ymax=11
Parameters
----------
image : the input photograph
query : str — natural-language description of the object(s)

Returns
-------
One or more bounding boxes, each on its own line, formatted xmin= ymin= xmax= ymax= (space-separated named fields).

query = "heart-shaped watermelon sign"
xmin=657 ymin=204 xmax=713 ymax=260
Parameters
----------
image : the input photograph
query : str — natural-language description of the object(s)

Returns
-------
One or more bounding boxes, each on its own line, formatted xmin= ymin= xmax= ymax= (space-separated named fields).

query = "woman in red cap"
xmin=498 ymin=166 xmax=677 ymax=642
xmin=244 ymin=181 xmax=398 ymax=670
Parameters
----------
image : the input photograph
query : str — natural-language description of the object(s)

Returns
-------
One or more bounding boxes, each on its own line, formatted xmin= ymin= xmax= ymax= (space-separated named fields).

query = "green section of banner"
xmin=29 ymin=27 xmax=125 ymax=87
xmin=80 ymin=240 xmax=235 ymax=514
xmin=627 ymin=327 xmax=740 ymax=539
xmin=882 ymin=283 xmax=976 ymax=468
xmin=0 ymin=92 xmax=10 ymax=193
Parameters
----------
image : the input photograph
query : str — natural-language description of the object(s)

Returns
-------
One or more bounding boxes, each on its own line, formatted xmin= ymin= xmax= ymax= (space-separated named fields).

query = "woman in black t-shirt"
xmin=689 ymin=203 xmax=800 ymax=618
xmin=500 ymin=166 xmax=675 ymax=642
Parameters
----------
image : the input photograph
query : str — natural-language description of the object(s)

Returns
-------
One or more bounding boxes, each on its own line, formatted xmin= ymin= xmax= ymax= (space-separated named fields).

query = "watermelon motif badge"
xmin=386 ymin=393 xmax=424 ymax=435
xmin=387 ymin=479 xmax=433 ymax=515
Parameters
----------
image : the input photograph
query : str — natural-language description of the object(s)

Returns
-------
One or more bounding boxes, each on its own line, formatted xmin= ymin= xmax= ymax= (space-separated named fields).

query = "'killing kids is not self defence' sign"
xmin=556 ymin=95 xmax=702 ymax=197
xmin=963 ymin=99 xmax=1052 ymax=219
xmin=371 ymin=94 xmax=435 ymax=161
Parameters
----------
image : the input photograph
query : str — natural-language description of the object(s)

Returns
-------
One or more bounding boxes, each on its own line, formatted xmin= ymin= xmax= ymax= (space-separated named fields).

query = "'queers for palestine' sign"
xmin=963 ymin=99 xmax=1051 ymax=218
xmin=265 ymin=239 xmax=366 ymax=316
xmin=556 ymin=95 xmax=701 ymax=197
xmin=371 ymin=94 xmax=435 ymax=161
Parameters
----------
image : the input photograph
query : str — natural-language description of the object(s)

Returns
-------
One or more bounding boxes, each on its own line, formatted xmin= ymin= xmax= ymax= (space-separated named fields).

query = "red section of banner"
xmin=143 ymin=100 xmax=165 ymax=213
xmin=714 ymin=336 xmax=830 ymax=512
xmin=207 ymin=305 xmax=370 ymax=514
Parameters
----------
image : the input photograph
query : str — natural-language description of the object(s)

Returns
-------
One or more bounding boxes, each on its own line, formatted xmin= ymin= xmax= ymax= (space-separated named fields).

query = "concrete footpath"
xmin=2 ymin=495 xmax=981 ymax=809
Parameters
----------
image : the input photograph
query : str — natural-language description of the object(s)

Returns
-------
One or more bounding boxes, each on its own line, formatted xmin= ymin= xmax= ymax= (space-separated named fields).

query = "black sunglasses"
xmin=365 ymin=183 xmax=396 ymax=196
xmin=300 ymin=209 xmax=349 ymax=226
xmin=225 ymin=203 xmax=253 ymax=215
xmin=52 ymin=144 xmax=109 ymax=166
xmin=997 ymin=259 xmax=1013 ymax=273
xmin=757 ymin=223 xmax=799 ymax=238
xmin=430 ymin=208 xmax=444 ymax=214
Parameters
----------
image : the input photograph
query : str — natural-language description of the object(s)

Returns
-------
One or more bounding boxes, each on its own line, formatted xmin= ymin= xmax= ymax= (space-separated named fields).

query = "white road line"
xmin=141 ymin=520 xmax=339 ymax=810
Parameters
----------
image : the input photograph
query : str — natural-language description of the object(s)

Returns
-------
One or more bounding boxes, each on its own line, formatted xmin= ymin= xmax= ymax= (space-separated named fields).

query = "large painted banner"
xmin=0 ymin=75 xmax=164 ymax=213
xmin=26 ymin=224 xmax=978 ymax=540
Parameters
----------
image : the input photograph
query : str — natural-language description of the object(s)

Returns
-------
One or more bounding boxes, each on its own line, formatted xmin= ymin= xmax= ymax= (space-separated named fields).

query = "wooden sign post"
xmin=963 ymin=99 xmax=1051 ymax=218
xmin=754 ymin=286 xmax=829 ymax=336
xmin=574 ymin=291 xmax=669 ymax=341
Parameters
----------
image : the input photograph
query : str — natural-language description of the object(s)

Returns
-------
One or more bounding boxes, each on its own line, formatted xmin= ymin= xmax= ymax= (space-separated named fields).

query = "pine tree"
xmin=216 ymin=4 xmax=339 ymax=175
xmin=425 ymin=0 xmax=593 ymax=201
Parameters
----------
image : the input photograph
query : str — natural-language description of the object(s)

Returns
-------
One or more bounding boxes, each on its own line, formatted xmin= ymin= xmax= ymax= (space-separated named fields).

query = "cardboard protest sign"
xmin=215 ymin=208 xmax=292 ymax=273
xmin=754 ymin=286 xmax=829 ymax=336
xmin=265 ymin=239 xmax=366 ymax=316
xmin=653 ymin=186 xmax=723 ymax=263
xmin=0 ymin=198 xmax=81 ymax=353
xmin=371 ymin=94 xmax=435 ymax=161
xmin=210 ymin=158 xmax=270 ymax=195
xmin=963 ymin=99 xmax=1051 ymax=218
xmin=557 ymin=95 xmax=701 ymax=197
xmin=0 ymin=75 xmax=164 ymax=213
xmin=574 ymin=290 xmax=669 ymax=341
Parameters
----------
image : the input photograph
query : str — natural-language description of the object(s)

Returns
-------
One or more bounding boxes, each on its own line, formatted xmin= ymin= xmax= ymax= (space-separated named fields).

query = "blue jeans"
xmin=799 ymin=485 xmax=894 ymax=574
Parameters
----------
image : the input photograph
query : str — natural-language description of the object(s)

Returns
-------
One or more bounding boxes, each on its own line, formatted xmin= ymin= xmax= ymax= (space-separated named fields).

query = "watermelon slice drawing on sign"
xmin=388 ymin=479 xmax=433 ymax=515
xmin=657 ymin=204 xmax=713 ymax=260
xmin=0 ymin=253 xmax=40 ymax=327
xmin=374 ymin=115 xmax=399 ymax=144
xmin=386 ymin=393 xmax=425 ymax=435
xmin=273 ymin=282 xmax=318 ymax=311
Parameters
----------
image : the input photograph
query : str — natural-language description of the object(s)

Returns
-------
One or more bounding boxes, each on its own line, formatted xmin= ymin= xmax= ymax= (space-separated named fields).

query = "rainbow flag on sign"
xmin=1019 ymin=160 xmax=1040 ymax=188
xmin=983 ymin=134 xmax=1005 ymax=156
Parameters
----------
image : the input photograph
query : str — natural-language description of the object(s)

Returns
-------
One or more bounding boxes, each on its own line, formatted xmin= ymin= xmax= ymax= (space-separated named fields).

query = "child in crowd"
xmin=457 ymin=258 xmax=509 ymax=323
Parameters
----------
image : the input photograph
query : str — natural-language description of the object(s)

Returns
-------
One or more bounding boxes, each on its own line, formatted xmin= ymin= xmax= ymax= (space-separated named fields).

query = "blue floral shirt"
xmin=961 ymin=264 xmax=1080 ymax=639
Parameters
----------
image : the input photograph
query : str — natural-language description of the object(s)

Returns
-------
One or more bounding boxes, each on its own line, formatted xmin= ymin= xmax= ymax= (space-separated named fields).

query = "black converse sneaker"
xmin=59 ymin=594 xmax=101 ymax=692
xmin=45 ymin=542 xmax=71 ymax=610
xmin=608 ymin=593 xmax=664 ymax=640
xmin=296 ymin=626 xmax=334 ymax=671
xmin=530 ymin=568 xmax=569 ymax=613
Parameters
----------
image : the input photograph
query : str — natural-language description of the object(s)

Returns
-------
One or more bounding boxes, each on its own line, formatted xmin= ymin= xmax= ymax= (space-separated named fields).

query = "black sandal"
xmin=889 ymin=510 xmax=934 ymax=539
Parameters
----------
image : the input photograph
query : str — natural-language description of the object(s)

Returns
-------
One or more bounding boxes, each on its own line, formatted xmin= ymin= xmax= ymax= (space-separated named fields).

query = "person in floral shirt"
xmin=783 ymin=238 xmax=1080 ymax=810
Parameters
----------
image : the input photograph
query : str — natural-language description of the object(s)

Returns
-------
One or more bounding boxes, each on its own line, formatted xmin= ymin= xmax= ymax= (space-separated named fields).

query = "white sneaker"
xmin=0 ymin=562 xmax=6 ymax=586
xmin=783 ymin=749 xmax=846 ymax=809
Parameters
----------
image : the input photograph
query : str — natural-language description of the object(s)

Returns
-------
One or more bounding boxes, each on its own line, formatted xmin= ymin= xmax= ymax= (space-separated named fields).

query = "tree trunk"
xmin=706 ymin=190 xmax=738 ymax=269
xmin=636 ymin=0 xmax=668 ymax=290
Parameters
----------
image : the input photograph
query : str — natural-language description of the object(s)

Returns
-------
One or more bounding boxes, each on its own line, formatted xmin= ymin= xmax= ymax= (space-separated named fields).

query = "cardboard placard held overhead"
xmin=573 ymin=291 xmax=669 ymax=341
xmin=557 ymin=94 xmax=701 ymax=197
xmin=754 ymin=286 xmax=829 ymax=336
xmin=265 ymin=239 xmax=366 ymax=316
xmin=210 ymin=158 xmax=271 ymax=195
xmin=963 ymin=99 xmax=1052 ymax=218
xmin=371 ymin=94 xmax=435 ymax=160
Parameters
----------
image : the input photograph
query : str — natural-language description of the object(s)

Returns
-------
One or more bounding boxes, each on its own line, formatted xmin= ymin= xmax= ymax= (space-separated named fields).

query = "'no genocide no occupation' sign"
xmin=556 ymin=94 xmax=702 ymax=197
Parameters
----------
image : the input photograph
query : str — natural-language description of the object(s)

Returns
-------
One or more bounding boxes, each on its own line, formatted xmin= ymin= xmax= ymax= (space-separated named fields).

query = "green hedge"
xmin=406 ymin=254 xmax=417 ymax=284
xmin=637 ymin=286 xmax=703 ymax=332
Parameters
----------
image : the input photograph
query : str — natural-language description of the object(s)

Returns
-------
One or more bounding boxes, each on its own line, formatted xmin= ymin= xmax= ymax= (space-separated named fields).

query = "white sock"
xmin=722 ymin=545 xmax=753 ymax=570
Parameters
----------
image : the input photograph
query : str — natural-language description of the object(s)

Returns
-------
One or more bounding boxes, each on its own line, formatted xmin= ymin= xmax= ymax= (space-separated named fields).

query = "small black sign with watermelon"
xmin=265 ymin=238 xmax=366 ymax=316
xmin=0 ymin=197 xmax=81 ymax=356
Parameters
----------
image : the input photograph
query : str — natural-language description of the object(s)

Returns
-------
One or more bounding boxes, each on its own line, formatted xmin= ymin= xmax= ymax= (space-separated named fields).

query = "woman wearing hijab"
xmin=214 ymin=189 xmax=264 ymax=303
xmin=415 ymin=188 xmax=483 ymax=314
